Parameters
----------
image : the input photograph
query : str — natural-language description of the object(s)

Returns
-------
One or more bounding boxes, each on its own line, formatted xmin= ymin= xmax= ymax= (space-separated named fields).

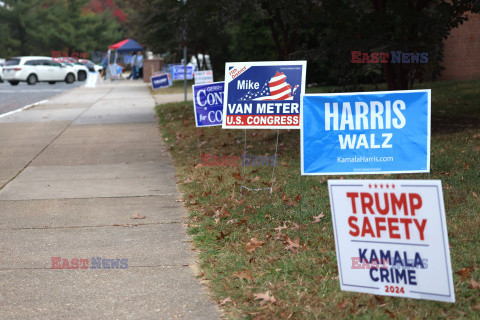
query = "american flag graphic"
xmin=240 ymin=71 xmax=299 ymax=101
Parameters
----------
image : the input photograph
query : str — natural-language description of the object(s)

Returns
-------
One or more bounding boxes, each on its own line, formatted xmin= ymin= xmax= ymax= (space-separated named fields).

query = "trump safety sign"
xmin=222 ymin=61 xmax=306 ymax=129
xmin=192 ymin=82 xmax=224 ymax=127
xmin=301 ymin=90 xmax=430 ymax=175
xmin=328 ymin=179 xmax=454 ymax=303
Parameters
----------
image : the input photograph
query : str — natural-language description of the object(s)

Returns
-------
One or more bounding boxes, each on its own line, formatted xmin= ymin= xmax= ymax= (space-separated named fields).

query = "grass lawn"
xmin=154 ymin=79 xmax=480 ymax=319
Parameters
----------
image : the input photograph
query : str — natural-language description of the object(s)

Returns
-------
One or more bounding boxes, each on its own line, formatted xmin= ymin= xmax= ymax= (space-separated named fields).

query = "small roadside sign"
xmin=192 ymin=81 xmax=224 ymax=127
xmin=301 ymin=90 xmax=430 ymax=175
xmin=222 ymin=61 xmax=306 ymax=129
xmin=194 ymin=70 xmax=214 ymax=85
xmin=151 ymin=73 xmax=172 ymax=90
xmin=328 ymin=179 xmax=454 ymax=302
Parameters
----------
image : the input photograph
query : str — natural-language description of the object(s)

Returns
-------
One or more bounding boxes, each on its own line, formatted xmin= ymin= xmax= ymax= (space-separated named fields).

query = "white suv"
xmin=2 ymin=56 xmax=76 ymax=86
xmin=53 ymin=57 xmax=89 ymax=81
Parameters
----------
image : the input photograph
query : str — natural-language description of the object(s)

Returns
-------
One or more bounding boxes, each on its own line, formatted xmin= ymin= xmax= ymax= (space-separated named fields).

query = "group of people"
xmin=100 ymin=51 xmax=144 ymax=80
xmin=127 ymin=52 xmax=143 ymax=80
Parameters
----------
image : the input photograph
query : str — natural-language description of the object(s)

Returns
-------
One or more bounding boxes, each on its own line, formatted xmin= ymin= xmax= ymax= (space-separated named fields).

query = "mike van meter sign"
xmin=192 ymin=82 xmax=224 ymax=127
xmin=151 ymin=73 xmax=172 ymax=90
xmin=301 ymin=90 xmax=430 ymax=174
xmin=194 ymin=70 xmax=214 ymax=85
xmin=328 ymin=180 xmax=454 ymax=302
xmin=222 ymin=61 xmax=306 ymax=129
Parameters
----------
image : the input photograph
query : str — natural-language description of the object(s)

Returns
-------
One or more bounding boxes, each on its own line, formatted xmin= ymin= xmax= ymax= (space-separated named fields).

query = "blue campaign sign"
xmin=171 ymin=65 xmax=194 ymax=80
xmin=222 ymin=61 xmax=306 ymax=129
xmin=301 ymin=90 xmax=431 ymax=175
xmin=151 ymin=73 xmax=171 ymax=89
xmin=192 ymin=81 xmax=224 ymax=127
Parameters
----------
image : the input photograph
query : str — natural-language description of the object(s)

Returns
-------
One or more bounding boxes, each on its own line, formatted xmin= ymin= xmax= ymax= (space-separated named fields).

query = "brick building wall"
xmin=441 ymin=13 xmax=480 ymax=80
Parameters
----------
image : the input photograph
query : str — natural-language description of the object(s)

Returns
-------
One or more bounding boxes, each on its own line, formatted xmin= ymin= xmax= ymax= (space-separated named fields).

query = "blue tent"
xmin=109 ymin=39 xmax=143 ymax=53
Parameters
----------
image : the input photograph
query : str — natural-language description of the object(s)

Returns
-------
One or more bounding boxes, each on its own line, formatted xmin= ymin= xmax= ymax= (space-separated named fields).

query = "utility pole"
xmin=183 ymin=0 xmax=187 ymax=102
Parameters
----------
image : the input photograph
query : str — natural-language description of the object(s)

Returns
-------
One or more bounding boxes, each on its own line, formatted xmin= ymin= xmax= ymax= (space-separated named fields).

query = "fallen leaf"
xmin=220 ymin=297 xmax=232 ymax=305
xmin=194 ymin=163 xmax=203 ymax=169
xmin=464 ymin=162 xmax=470 ymax=169
xmin=130 ymin=214 xmax=146 ymax=219
xmin=246 ymin=237 xmax=265 ymax=253
xmin=285 ymin=236 xmax=300 ymax=253
xmin=313 ymin=213 xmax=325 ymax=223
xmin=254 ymin=291 xmax=276 ymax=306
xmin=472 ymin=192 xmax=479 ymax=199
xmin=469 ymin=277 xmax=480 ymax=289
xmin=183 ymin=178 xmax=193 ymax=183
xmin=290 ymin=222 xmax=300 ymax=230
xmin=384 ymin=309 xmax=396 ymax=318
xmin=281 ymin=161 xmax=289 ymax=167
xmin=216 ymin=231 xmax=230 ymax=240
xmin=252 ymin=176 xmax=260 ymax=182
xmin=232 ymin=172 xmax=243 ymax=181
xmin=473 ymin=301 xmax=480 ymax=311
xmin=336 ymin=298 xmax=348 ymax=308
xmin=274 ymin=222 xmax=288 ymax=233
xmin=294 ymin=194 xmax=301 ymax=204
xmin=456 ymin=266 xmax=473 ymax=280
xmin=233 ymin=270 xmax=253 ymax=281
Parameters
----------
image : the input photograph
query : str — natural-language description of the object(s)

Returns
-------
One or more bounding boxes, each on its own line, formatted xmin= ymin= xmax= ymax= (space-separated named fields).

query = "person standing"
xmin=137 ymin=52 xmax=144 ymax=80
xmin=127 ymin=53 xmax=138 ymax=80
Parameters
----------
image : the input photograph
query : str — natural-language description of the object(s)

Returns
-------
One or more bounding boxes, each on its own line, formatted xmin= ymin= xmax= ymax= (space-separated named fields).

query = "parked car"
xmin=0 ymin=63 xmax=4 ymax=83
xmin=79 ymin=59 xmax=103 ymax=73
xmin=64 ymin=62 xmax=88 ymax=81
xmin=53 ymin=57 xmax=89 ymax=81
xmin=2 ymin=56 xmax=76 ymax=85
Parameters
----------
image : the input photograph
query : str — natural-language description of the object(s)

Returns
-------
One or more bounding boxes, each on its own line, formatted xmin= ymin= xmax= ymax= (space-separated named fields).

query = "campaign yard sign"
xmin=328 ymin=180 xmax=454 ymax=303
xmin=171 ymin=65 xmax=194 ymax=80
xmin=192 ymin=81 xmax=224 ymax=127
xmin=151 ymin=73 xmax=172 ymax=90
xmin=301 ymin=90 xmax=430 ymax=175
xmin=223 ymin=61 xmax=306 ymax=129
xmin=194 ymin=70 xmax=214 ymax=85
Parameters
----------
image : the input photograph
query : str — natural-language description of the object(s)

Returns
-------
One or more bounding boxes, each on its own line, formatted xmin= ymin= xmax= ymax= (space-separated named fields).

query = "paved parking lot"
xmin=0 ymin=81 xmax=84 ymax=115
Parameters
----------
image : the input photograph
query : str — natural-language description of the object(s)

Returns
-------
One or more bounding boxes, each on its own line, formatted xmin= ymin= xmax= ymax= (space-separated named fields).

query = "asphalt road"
xmin=0 ymin=80 xmax=84 ymax=115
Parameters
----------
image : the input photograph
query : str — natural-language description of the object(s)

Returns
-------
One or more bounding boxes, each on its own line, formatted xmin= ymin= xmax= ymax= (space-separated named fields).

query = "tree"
xmin=0 ymin=0 xmax=122 ymax=58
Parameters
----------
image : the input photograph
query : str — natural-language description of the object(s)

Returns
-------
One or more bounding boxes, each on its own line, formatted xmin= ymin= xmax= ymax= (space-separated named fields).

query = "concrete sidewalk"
xmin=0 ymin=81 xmax=220 ymax=319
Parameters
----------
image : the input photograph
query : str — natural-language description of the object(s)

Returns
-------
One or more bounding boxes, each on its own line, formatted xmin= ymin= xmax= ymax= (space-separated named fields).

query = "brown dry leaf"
xmin=274 ymin=222 xmax=288 ymax=233
xmin=281 ymin=161 xmax=289 ymax=168
xmin=232 ymin=172 xmax=243 ymax=181
xmin=130 ymin=214 xmax=146 ymax=219
xmin=281 ymin=194 xmax=294 ymax=206
xmin=464 ymin=162 xmax=470 ymax=169
xmin=252 ymin=176 xmax=260 ymax=182
xmin=285 ymin=236 xmax=301 ymax=253
xmin=246 ymin=237 xmax=265 ymax=253
xmin=456 ymin=266 xmax=473 ymax=280
xmin=254 ymin=291 xmax=276 ymax=306
xmin=233 ymin=270 xmax=253 ymax=281
xmin=474 ymin=147 xmax=480 ymax=152
xmin=290 ymin=222 xmax=300 ymax=230
xmin=336 ymin=298 xmax=348 ymax=308
xmin=220 ymin=297 xmax=232 ymax=305
xmin=183 ymin=178 xmax=193 ymax=183
xmin=313 ymin=213 xmax=325 ymax=223
xmin=472 ymin=192 xmax=479 ymax=199
xmin=294 ymin=194 xmax=301 ymax=204
xmin=473 ymin=301 xmax=480 ymax=312
xmin=469 ymin=277 xmax=480 ymax=289
xmin=384 ymin=309 xmax=396 ymax=318
xmin=194 ymin=163 xmax=203 ymax=169
xmin=216 ymin=231 xmax=229 ymax=240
